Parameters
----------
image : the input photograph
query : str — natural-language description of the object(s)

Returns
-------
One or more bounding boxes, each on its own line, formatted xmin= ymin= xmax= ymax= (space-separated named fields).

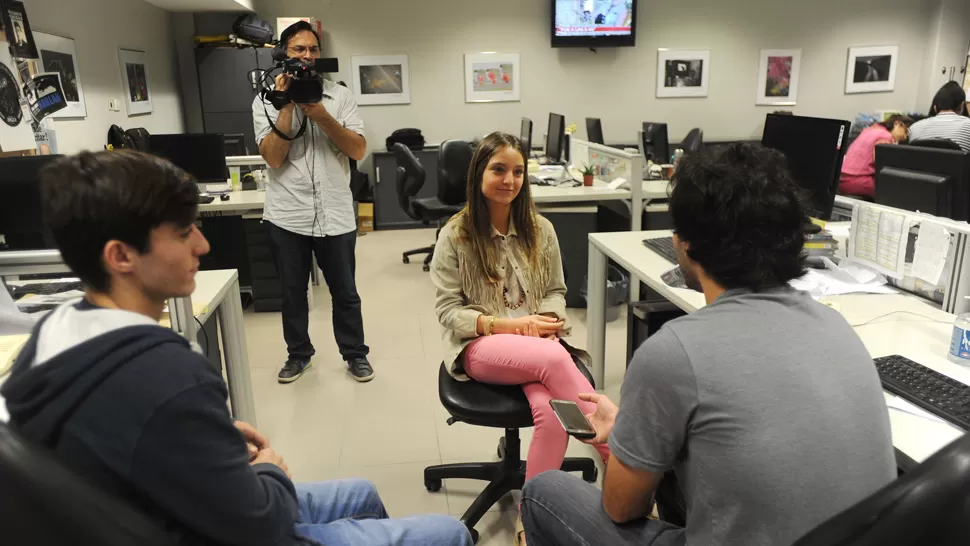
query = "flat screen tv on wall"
xmin=552 ymin=0 xmax=637 ymax=48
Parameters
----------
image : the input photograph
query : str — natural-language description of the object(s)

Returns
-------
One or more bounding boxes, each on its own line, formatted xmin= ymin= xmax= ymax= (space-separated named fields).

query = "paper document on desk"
xmin=661 ymin=266 xmax=688 ymax=289
xmin=789 ymin=258 xmax=896 ymax=298
xmin=911 ymin=221 xmax=951 ymax=286
xmin=886 ymin=395 xmax=947 ymax=425
xmin=847 ymin=205 xmax=911 ymax=279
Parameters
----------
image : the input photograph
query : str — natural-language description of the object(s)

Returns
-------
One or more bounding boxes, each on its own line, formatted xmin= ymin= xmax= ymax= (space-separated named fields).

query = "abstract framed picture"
xmin=35 ymin=32 xmax=86 ymax=118
xmin=756 ymin=49 xmax=801 ymax=106
xmin=656 ymin=49 xmax=710 ymax=98
xmin=118 ymin=48 xmax=152 ymax=115
xmin=351 ymin=55 xmax=411 ymax=106
xmin=464 ymin=52 xmax=520 ymax=103
xmin=845 ymin=45 xmax=898 ymax=94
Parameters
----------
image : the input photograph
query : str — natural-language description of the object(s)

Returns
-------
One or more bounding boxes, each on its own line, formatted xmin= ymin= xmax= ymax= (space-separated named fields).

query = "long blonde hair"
xmin=455 ymin=132 xmax=540 ymax=283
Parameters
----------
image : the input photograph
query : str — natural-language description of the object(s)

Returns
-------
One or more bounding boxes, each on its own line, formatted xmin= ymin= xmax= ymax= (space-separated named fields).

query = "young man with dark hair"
xmin=909 ymin=81 xmax=970 ymax=151
xmin=253 ymin=20 xmax=374 ymax=384
xmin=520 ymin=144 xmax=896 ymax=546
xmin=0 ymin=151 xmax=472 ymax=546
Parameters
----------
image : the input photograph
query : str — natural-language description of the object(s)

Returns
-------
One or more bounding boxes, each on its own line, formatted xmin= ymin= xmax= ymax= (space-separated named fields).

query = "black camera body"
xmin=265 ymin=57 xmax=340 ymax=110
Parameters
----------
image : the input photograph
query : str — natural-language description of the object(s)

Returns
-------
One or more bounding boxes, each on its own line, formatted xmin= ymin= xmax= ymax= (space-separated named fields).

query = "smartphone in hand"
xmin=550 ymin=399 xmax=596 ymax=440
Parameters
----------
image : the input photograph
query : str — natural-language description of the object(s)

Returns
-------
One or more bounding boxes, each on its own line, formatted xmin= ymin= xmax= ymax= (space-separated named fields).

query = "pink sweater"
xmin=839 ymin=125 xmax=894 ymax=198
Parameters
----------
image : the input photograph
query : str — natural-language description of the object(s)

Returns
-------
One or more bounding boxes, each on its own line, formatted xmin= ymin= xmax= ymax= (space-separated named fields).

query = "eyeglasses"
xmin=288 ymin=45 xmax=321 ymax=55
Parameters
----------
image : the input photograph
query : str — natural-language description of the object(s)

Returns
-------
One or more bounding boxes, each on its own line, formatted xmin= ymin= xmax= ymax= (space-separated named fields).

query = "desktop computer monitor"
xmin=0 ymin=155 xmax=62 ymax=251
xmin=520 ymin=117 xmax=533 ymax=158
xmin=640 ymin=122 xmax=669 ymax=164
xmin=875 ymin=144 xmax=970 ymax=221
xmin=223 ymin=133 xmax=250 ymax=157
xmin=545 ymin=113 xmax=566 ymax=164
xmin=761 ymin=114 xmax=851 ymax=220
xmin=586 ymin=118 xmax=604 ymax=145
xmin=148 ymin=133 xmax=228 ymax=183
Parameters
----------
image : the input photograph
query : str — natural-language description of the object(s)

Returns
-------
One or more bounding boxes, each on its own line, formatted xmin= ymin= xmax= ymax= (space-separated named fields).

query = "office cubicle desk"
xmin=586 ymin=230 xmax=968 ymax=467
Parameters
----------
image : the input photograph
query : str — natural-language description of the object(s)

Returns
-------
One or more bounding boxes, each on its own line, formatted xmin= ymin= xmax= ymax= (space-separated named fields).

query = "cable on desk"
xmin=850 ymin=310 xmax=953 ymax=328
xmin=194 ymin=316 xmax=209 ymax=359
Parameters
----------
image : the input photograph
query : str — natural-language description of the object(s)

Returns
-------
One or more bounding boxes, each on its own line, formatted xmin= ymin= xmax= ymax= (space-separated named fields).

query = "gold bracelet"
xmin=485 ymin=316 xmax=496 ymax=336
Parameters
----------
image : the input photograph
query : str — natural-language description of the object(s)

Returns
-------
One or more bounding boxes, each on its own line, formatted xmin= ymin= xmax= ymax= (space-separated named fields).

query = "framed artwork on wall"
xmin=845 ymin=45 xmax=898 ymax=94
xmin=756 ymin=49 xmax=801 ymax=106
xmin=351 ymin=55 xmax=411 ymax=106
xmin=34 ymin=32 xmax=86 ymax=118
xmin=464 ymin=52 xmax=520 ymax=103
xmin=656 ymin=49 xmax=710 ymax=98
xmin=118 ymin=48 xmax=152 ymax=115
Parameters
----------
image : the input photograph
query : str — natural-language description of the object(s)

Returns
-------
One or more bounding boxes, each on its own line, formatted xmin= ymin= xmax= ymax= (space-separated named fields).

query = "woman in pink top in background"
xmin=839 ymin=115 xmax=912 ymax=199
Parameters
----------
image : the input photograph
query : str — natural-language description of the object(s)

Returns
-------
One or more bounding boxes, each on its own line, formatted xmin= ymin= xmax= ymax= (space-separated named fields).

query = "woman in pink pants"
xmin=430 ymin=132 xmax=609 ymax=540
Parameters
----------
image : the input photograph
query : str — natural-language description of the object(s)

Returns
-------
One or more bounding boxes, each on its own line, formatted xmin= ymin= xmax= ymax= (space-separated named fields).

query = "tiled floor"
xmin=243 ymin=228 xmax=629 ymax=545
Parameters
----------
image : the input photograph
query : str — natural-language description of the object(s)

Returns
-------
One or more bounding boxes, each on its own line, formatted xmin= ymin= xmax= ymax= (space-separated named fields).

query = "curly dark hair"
xmin=669 ymin=143 xmax=807 ymax=291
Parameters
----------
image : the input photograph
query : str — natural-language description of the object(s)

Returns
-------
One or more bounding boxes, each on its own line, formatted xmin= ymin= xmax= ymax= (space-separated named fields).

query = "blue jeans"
xmin=521 ymin=471 xmax=686 ymax=546
xmin=293 ymin=479 xmax=473 ymax=546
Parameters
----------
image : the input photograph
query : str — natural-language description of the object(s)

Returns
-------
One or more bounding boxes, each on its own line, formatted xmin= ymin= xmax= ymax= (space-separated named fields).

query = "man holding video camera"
xmin=252 ymin=21 xmax=373 ymax=385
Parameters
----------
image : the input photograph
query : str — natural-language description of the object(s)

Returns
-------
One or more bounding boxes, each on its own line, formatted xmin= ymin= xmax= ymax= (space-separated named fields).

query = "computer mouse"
xmin=220 ymin=194 xmax=231 ymax=201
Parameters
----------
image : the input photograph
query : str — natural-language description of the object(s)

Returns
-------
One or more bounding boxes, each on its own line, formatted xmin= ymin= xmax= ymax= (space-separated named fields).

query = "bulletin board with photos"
xmin=0 ymin=0 xmax=68 ymax=153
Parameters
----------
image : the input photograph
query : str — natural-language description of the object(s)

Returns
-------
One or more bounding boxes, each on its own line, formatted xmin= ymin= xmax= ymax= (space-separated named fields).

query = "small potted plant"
xmin=580 ymin=163 xmax=595 ymax=187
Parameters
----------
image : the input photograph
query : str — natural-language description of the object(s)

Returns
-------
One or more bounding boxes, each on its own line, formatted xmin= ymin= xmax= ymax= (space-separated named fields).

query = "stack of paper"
xmin=790 ymin=258 xmax=896 ymax=298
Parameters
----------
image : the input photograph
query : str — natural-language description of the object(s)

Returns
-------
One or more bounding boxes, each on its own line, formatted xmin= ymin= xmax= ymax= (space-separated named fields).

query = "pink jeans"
xmin=463 ymin=334 xmax=610 ymax=481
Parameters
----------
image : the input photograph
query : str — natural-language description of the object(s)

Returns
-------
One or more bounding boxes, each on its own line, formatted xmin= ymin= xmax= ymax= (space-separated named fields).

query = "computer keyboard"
xmin=9 ymin=281 xmax=83 ymax=301
xmin=643 ymin=237 xmax=678 ymax=264
xmin=875 ymin=354 xmax=970 ymax=430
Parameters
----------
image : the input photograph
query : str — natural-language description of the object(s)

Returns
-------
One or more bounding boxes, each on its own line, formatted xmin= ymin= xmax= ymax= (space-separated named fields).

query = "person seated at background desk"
xmin=430 ymin=132 xmax=611 ymax=542
xmin=839 ymin=114 xmax=911 ymax=199
xmin=520 ymin=143 xmax=896 ymax=546
xmin=0 ymin=151 xmax=472 ymax=546
xmin=908 ymin=81 xmax=970 ymax=152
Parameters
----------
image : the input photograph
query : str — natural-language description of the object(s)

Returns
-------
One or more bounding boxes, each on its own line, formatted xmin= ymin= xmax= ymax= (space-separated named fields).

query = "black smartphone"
xmin=549 ymin=399 xmax=596 ymax=440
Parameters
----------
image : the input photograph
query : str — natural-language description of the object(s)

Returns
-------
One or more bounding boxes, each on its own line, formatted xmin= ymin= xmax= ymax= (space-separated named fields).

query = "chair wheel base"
xmin=402 ymin=256 xmax=410 ymax=264
xmin=423 ymin=264 xmax=430 ymax=272
xmin=583 ymin=466 xmax=598 ymax=483
xmin=425 ymin=478 xmax=442 ymax=492
xmin=468 ymin=527 xmax=479 ymax=544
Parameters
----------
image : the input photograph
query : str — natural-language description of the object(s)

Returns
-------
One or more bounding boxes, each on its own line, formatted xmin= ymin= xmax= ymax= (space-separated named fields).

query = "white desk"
xmin=531 ymin=183 xmax=631 ymax=204
xmin=585 ymin=230 xmax=968 ymax=464
xmin=169 ymin=270 xmax=257 ymax=425
xmin=0 ymin=269 xmax=256 ymax=426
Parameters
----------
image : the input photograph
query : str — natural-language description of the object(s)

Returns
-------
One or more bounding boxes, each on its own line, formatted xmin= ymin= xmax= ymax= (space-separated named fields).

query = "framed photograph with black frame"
xmin=845 ymin=45 xmax=898 ymax=94
xmin=118 ymin=48 xmax=152 ymax=115
xmin=35 ymin=32 xmax=86 ymax=118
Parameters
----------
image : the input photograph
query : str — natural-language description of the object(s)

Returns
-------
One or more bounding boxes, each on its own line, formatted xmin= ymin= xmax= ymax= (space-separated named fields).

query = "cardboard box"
xmin=358 ymin=202 xmax=374 ymax=232
xmin=276 ymin=17 xmax=323 ymax=40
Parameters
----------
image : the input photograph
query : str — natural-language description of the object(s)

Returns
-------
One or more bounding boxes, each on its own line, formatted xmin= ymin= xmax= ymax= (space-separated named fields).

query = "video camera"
xmin=263 ymin=57 xmax=340 ymax=110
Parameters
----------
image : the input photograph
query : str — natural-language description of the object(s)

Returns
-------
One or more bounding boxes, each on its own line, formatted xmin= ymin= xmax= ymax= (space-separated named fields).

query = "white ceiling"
xmin=142 ymin=0 xmax=254 ymax=12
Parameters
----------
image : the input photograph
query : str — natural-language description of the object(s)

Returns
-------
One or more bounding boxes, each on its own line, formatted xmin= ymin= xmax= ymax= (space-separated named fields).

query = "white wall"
xmin=256 ymin=0 xmax=934 ymax=152
xmin=25 ymin=0 xmax=184 ymax=154
xmin=917 ymin=0 xmax=970 ymax=109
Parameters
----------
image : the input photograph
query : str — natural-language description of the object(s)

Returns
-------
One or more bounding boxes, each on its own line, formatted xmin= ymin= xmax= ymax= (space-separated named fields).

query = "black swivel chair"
xmin=680 ymin=128 xmax=704 ymax=153
xmin=424 ymin=354 xmax=599 ymax=543
xmin=0 ymin=421 xmax=175 ymax=546
xmin=586 ymin=117 xmax=605 ymax=145
xmin=393 ymin=143 xmax=463 ymax=271
xmin=911 ymin=138 xmax=962 ymax=150
xmin=792 ymin=432 xmax=970 ymax=545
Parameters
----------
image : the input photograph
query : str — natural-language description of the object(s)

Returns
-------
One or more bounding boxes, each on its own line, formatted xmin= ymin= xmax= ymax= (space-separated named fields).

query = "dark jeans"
xmin=521 ymin=471 xmax=686 ymax=546
xmin=266 ymin=222 xmax=369 ymax=362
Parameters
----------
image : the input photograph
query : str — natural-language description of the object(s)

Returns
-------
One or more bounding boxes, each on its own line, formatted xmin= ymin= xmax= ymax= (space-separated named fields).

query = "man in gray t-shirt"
xmin=521 ymin=144 xmax=896 ymax=546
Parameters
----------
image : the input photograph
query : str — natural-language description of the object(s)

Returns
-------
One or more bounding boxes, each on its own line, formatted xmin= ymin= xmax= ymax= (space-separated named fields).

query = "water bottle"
xmin=947 ymin=312 xmax=970 ymax=366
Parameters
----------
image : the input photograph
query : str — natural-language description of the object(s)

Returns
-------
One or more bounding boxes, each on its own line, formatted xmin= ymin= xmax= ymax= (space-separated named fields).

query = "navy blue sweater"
xmin=1 ymin=301 xmax=305 ymax=545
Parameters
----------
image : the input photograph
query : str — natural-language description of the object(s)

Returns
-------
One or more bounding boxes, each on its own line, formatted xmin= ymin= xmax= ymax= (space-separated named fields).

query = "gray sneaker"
xmin=278 ymin=359 xmax=311 ymax=384
xmin=348 ymin=357 xmax=375 ymax=383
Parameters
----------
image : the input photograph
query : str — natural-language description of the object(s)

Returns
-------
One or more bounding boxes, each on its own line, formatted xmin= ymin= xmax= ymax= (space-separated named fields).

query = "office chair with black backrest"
xmin=393 ymin=143 xmax=463 ymax=271
xmin=437 ymin=139 xmax=473 ymax=209
xmin=423 ymin=352 xmax=599 ymax=543
xmin=586 ymin=117 xmax=604 ymax=145
xmin=791 ymin=433 xmax=970 ymax=546
xmin=0 ymin=421 xmax=175 ymax=546
xmin=911 ymin=138 xmax=962 ymax=150
xmin=680 ymin=128 xmax=704 ymax=153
